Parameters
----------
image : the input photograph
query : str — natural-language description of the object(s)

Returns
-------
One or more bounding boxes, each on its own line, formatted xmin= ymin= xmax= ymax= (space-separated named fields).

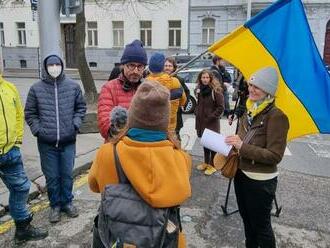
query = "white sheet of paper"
xmin=201 ymin=128 xmax=232 ymax=156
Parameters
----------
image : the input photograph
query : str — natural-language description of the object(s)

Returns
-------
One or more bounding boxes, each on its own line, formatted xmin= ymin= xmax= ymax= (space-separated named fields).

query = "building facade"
xmin=0 ymin=0 xmax=189 ymax=71
xmin=189 ymin=0 xmax=330 ymax=65
xmin=0 ymin=0 xmax=330 ymax=71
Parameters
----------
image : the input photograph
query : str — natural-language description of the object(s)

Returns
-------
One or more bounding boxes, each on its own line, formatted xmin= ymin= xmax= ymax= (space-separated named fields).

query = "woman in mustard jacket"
xmin=89 ymin=80 xmax=191 ymax=248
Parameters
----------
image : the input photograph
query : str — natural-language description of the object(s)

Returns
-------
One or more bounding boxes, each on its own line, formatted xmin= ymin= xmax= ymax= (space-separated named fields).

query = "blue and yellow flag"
xmin=208 ymin=0 xmax=330 ymax=140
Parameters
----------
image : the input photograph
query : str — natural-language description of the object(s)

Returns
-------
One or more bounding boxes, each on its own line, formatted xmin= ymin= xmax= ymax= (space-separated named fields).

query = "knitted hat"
xmin=149 ymin=52 xmax=165 ymax=73
xmin=249 ymin=67 xmax=278 ymax=96
xmin=45 ymin=55 xmax=62 ymax=66
xmin=120 ymin=40 xmax=148 ymax=65
xmin=128 ymin=80 xmax=170 ymax=131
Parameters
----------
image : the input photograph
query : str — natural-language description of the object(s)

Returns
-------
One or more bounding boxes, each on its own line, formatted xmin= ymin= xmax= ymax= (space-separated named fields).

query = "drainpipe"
xmin=38 ymin=0 xmax=61 ymax=76
xmin=247 ymin=0 xmax=252 ymax=20
xmin=187 ymin=0 xmax=191 ymax=54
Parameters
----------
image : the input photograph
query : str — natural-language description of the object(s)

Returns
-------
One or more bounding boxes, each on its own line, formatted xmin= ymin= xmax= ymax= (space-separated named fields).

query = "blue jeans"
xmin=37 ymin=142 xmax=76 ymax=208
xmin=0 ymin=146 xmax=31 ymax=221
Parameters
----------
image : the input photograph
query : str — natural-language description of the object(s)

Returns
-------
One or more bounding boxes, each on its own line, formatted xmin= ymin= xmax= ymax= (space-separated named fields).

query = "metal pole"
xmin=38 ymin=0 xmax=61 ymax=75
xmin=172 ymin=49 xmax=209 ymax=76
xmin=0 ymin=45 xmax=3 ymax=74
xmin=247 ymin=0 xmax=252 ymax=20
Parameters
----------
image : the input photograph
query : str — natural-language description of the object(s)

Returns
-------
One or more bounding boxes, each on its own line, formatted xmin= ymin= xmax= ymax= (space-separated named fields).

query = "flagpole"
xmin=172 ymin=49 xmax=209 ymax=76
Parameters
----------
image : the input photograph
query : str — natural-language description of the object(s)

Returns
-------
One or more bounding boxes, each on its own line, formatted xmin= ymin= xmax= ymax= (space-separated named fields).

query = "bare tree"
xmin=75 ymin=0 xmax=170 ymax=105
xmin=75 ymin=0 xmax=98 ymax=106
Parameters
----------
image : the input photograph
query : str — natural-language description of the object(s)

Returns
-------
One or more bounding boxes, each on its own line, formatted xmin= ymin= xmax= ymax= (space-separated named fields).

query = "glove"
xmin=108 ymin=106 xmax=128 ymax=137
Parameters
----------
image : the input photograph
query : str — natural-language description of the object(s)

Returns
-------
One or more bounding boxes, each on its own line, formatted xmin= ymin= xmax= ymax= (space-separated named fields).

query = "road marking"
xmin=0 ymin=173 xmax=89 ymax=234
xmin=284 ymin=147 xmax=292 ymax=156
xmin=308 ymin=143 xmax=330 ymax=158
xmin=180 ymin=118 xmax=197 ymax=151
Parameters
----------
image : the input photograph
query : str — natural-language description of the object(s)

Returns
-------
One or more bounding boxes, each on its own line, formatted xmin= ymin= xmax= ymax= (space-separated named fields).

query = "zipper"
xmin=0 ymin=93 xmax=9 ymax=154
xmin=54 ymin=80 xmax=60 ymax=147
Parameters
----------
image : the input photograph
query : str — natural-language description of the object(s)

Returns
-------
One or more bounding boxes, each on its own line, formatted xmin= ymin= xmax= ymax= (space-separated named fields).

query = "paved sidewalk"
xmin=0 ymin=125 xmax=104 ymax=215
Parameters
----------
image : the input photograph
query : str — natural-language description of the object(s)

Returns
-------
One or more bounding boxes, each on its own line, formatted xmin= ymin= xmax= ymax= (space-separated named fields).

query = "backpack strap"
xmin=113 ymin=144 xmax=129 ymax=184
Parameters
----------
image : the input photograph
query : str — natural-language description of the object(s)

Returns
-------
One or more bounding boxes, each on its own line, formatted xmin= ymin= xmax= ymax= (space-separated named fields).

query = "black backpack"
xmin=97 ymin=145 xmax=182 ymax=248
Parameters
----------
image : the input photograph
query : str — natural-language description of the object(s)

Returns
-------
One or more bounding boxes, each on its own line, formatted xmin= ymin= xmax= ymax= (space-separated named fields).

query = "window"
xmin=113 ymin=21 xmax=124 ymax=47
xmin=20 ymin=59 xmax=27 ymax=68
xmin=140 ymin=21 xmax=152 ymax=47
xmin=87 ymin=22 xmax=98 ymax=46
xmin=0 ymin=22 xmax=4 ymax=46
xmin=16 ymin=22 xmax=26 ymax=46
xmin=202 ymin=18 xmax=215 ymax=45
xmin=89 ymin=62 xmax=97 ymax=68
xmin=168 ymin=20 xmax=181 ymax=48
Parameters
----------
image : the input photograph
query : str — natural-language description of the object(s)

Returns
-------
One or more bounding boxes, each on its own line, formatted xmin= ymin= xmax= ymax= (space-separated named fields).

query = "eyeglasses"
xmin=125 ymin=63 xmax=145 ymax=71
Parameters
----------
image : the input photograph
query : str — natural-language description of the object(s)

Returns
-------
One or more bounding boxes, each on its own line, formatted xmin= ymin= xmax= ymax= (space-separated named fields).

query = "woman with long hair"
xmin=195 ymin=69 xmax=224 ymax=175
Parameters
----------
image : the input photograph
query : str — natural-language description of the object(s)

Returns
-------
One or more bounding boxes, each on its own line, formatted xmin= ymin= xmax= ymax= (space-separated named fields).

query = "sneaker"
xmin=61 ymin=204 xmax=79 ymax=218
xmin=196 ymin=163 xmax=208 ymax=171
xmin=204 ymin=165 xmax=217 ymax=176
xmin=49 ymin=206 xmax=61 ymax=223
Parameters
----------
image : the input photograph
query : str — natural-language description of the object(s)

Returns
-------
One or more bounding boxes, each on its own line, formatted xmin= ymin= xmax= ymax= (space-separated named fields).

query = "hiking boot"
xmin=196 ymin=163 xmax=208 ymax=171
xmin=61 ymin=204 xmax=79 ymax=218
xmin=49 ymin=206 xmax=61 ymax=223
xmin=204 ymin=165 xmax=217 ymax=176
xmin=15 ymin=216 xmax=48 ymax=243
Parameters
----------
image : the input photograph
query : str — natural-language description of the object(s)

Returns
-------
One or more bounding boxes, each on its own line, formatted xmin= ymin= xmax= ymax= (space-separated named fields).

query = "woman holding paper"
xmin=225 ymin=67 xmax=289 ymax=248
xmin=195 ymin=69 xmax=224 ymax=175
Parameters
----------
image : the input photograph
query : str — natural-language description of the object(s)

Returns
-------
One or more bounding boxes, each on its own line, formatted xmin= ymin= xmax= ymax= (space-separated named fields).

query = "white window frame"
xmin=0 ymin=22 xmax=4 ymax=46
xmin=16 ymin=22 xmax=26 ymax=46
xmin=87 ymin=21 xmax=98 ymax=47
xmin=112 ymin=21 xmax=124 ymax=48
xmin=202 ymin=18 xmax=215 ymax=45
xmin=140 ymin=21 xmax=152 ymax=48
xmin=168 ymin=20 xmax=181 ymax=48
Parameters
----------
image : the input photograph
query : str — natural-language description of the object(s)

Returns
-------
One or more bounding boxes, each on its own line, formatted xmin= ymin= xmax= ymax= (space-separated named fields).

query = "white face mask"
xmin=47 ymin=65 xmax=62 ymax=79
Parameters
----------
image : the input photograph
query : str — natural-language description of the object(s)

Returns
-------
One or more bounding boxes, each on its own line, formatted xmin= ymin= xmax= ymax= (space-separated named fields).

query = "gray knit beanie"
xmin=128 ymin=80 xmax=170 ymax=131
xmin=249 ymin=67 xmax=279 ymax=96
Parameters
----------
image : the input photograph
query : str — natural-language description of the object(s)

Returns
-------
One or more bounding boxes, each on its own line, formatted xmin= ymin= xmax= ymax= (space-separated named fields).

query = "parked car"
xmin=177 ymin=67 xmax=235 ymax=114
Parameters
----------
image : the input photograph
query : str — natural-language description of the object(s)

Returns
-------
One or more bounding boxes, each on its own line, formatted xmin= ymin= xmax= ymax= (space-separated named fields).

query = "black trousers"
xmin=234 ymin=169 xmax=277 ymax=248
xmin=203 ymin=147 xmax=216 ymax=166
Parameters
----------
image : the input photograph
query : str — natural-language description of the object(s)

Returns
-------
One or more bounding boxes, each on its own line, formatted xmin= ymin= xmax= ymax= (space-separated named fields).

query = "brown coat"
xmin=195 ymin=88 xmax=224 ymax=137
xmin=237 ymin=103 xmax=289 ymax=173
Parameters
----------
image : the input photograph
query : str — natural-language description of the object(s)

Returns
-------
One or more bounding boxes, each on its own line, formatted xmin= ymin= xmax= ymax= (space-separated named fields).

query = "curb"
xmin=0 ymin=160 xmax=93 ymax=219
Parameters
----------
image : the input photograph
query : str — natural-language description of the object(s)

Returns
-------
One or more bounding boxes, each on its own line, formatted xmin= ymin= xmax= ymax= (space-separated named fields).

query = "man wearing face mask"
xmin=24 ymin=55 xmax=87 ymax=223
xmin=98 ymin=39 xmax=147 ymax=140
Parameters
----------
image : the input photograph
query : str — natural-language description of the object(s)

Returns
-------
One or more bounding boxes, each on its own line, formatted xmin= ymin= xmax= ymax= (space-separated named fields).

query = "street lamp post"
xmin=37 ymin=0 xmax=61 ymax=74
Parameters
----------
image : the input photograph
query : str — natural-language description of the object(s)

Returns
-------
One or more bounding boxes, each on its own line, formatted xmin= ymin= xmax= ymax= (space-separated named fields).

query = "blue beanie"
xmin=149 ymin=52 xmax=165 ymax=73
xmin=120 ymin=40 xmax=148 ymax=65
xmin=45 ymin=55 xmax=62 ymax=66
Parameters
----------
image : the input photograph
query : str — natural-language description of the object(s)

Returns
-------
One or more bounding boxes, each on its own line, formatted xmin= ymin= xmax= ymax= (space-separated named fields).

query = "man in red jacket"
xmin=97 ymin=40 xmax=147 ymax=139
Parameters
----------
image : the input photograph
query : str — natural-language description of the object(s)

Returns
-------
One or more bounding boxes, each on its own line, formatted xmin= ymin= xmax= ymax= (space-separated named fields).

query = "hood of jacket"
xmin=88 ymin=136 xmax=192 ymax=208
xmin=117 ymin=137 xmax=191 ymax=207
xmin=42 ymin=54 xmax=65 ymax=83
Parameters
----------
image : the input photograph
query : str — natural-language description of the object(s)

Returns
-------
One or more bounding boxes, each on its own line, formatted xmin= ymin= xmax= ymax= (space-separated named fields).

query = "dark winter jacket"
xmin=176 ymin=75 xmax=190 ymax=131
xmin=25 ymin=55 xmax=86 ymax=146
xmin=195 ymin=85 xmax=224 ymax=137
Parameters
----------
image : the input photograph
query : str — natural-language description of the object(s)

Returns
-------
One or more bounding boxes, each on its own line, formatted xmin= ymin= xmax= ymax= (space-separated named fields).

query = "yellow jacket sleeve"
xmin=14 ymin=85 xmax=24 ymax=145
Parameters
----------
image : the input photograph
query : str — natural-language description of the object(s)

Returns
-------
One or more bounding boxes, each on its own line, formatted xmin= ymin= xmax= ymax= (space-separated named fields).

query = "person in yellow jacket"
xmin=147 ymin=52 xmax=186 ymax=134
xmin=0 ymin=74 xmax=48 ymax=243
xmin=89 ymin=80 xmax=191 ymax=248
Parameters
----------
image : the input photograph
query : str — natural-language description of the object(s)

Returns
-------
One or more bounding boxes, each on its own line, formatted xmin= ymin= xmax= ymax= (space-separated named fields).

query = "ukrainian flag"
xmin=208 ymin=0 xmax=330 ymax=140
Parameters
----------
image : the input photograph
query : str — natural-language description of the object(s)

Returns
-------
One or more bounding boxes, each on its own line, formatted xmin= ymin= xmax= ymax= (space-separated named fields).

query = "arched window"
xmin=202 ymin=18 xmax=215 ymax=45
